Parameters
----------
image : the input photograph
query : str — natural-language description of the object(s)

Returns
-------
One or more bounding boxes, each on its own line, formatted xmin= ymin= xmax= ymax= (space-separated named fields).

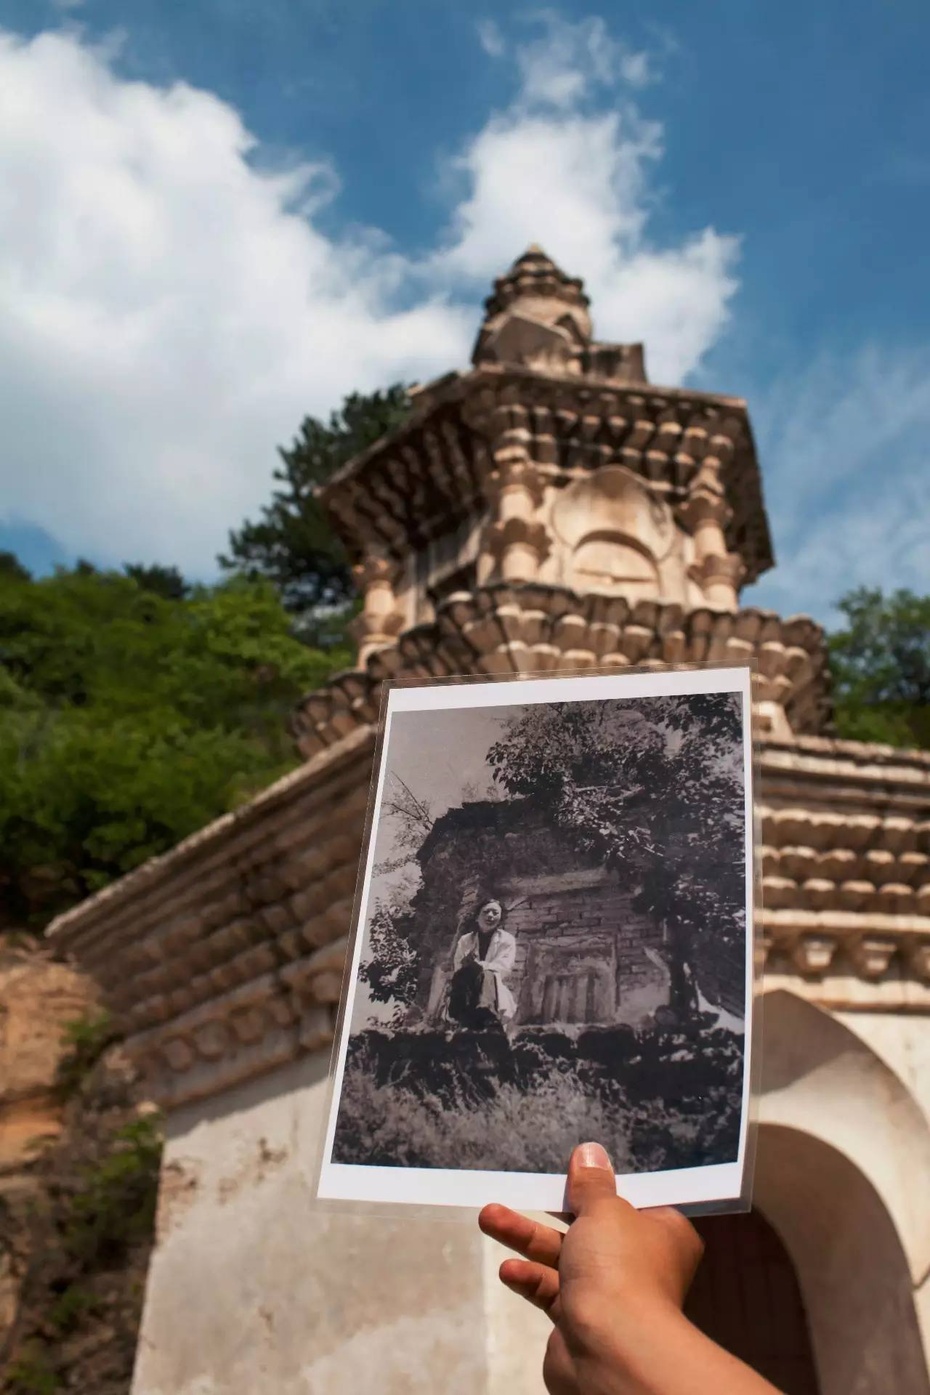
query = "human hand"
xmin=479 ymin=1143 xmax=779 ymax=1395
xmin=480 ymin=1143 xmax=701 ymax=1394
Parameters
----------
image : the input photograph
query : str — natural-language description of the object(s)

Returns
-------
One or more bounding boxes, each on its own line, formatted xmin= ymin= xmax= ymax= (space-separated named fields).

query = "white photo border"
xmin=315 ymin=662 xmax=759 ymax=1215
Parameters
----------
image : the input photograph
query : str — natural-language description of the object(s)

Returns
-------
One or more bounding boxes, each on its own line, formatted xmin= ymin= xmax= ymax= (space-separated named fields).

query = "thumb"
xmin=565 ymin=1142 xmax=618 ymax=1216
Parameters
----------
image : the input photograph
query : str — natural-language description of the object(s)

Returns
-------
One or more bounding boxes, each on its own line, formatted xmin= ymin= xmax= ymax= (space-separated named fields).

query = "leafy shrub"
xmin=54 ymin=1011 xmax=118 ymax=1100
xmin=63 ymin=1118 xmax=162 ymax=1267
xmin=5 ymin=1342 xmax=60 ymax=1394
xmin=48 ymin=1283 xmax=100 ymax=1335
xmin=334 ymin=1021 xmax=742 ymax=1175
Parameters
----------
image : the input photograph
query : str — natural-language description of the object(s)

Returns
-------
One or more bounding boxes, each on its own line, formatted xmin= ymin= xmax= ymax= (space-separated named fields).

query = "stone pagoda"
xmin=45 ymin=250 xmax=930 ymax=1395
xmin=301 ymin=244 xmax=822 ymax=755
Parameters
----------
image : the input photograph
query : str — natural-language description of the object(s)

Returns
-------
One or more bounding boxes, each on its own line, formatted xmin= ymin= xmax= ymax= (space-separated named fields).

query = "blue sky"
xmin=0 ymin=1 xmax=928 ymax=621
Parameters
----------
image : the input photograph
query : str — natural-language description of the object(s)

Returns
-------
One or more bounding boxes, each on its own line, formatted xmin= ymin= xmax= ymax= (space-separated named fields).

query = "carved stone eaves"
xmin=123 ymin=941 xmax=347 ymax=1111
xmin=485 ymin=517 xmax=552 ymax=582
xmin=320 ymin=368 xmax=773 ymax=590
xmin=760 ymin=765 xmax=930 ymax=1001
xmin=291 ymin=585 xmax=832 ymax=758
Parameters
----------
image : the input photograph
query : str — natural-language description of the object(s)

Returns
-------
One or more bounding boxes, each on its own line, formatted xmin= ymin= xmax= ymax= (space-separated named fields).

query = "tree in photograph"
xmin=828 ymin=586 xmax=930 ymax=749
xmin=488 ymin=694 xmax=746 ymax=1018
xmin=221 ymin=385 xmax=411 ymax=616
xmin=381 ymin=773 xmax=433 ymax=855
xmin=358 ymin=902 xmax=418 ymax=1023
xmin=361 ymin=773 xmax=435 ymax=1022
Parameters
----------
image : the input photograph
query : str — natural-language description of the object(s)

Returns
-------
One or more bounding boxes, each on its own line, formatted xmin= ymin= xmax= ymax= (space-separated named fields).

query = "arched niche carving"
xmin=550 ymin=467 xmax=679 ymax=600
xmin=571 ymin=531 xmax=658 ymax=598
xmin=752 ymin=989 xmax=930 ymax=1394
xmin=758 ymin=987 xmax=930 ymax=1282
xmin=755 ymin=1125 xmax=930 ymax=1395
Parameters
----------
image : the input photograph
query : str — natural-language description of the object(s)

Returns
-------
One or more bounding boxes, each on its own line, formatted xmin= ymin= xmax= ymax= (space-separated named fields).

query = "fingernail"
xmin=577 ymin=1142 xmax=611 ymax=1170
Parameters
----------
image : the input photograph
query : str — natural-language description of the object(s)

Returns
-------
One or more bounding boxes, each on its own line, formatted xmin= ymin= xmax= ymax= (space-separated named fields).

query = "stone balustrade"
xmin=48 ymin=728 xmax=374 ymax=1111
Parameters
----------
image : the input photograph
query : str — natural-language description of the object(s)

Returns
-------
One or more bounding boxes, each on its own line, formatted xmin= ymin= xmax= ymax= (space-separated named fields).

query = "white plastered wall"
xmin=131 ymin=990 xmax=930 ymax=1395
xmin=130 ymin=1052 xmax=548 ymax=1395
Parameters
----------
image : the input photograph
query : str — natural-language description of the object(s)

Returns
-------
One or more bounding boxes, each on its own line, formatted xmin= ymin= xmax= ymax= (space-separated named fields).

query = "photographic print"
xmin=317 ymin=665 xmax=756 ymax=1213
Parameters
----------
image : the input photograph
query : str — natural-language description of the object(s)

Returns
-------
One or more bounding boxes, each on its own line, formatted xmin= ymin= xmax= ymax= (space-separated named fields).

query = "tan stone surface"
xmin=0 ymin=943 xmax=96 ymax=1169
xmin=757 ymin=1125 xmax=930 ymax=1395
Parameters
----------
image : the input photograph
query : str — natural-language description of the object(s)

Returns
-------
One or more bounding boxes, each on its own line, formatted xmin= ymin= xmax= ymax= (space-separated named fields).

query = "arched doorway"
xmin=685 ymin=1208 xmax=820 ymax=1395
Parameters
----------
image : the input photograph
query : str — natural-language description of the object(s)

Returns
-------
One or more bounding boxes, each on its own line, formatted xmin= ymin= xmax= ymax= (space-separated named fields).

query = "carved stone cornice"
xmin=485 ymin=518 xmax=552 ymax=577
xmin=688 ymin=552 xmax=745 ymax=587
xmin=758 ymin=770 xmax=930 ymax=1005
xmin=318 ymin=365 xmax=773 ymax=590
xmin=291 ymin=587 xmax=832 ymax=757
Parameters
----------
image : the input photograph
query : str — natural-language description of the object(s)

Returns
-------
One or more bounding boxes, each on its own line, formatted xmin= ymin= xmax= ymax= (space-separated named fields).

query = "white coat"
xmin=453 ymin=927 xmax=517 ymax=1021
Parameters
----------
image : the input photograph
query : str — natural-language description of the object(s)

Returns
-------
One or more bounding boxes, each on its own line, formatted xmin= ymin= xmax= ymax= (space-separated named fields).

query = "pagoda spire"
xmin=472 ymin=245 xmax=592 ymax=372
xmin=482 ymin=245 xmax=591 ymax=320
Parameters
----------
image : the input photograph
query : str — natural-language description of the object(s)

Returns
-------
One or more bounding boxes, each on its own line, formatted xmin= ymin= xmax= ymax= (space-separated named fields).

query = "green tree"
xmin=123 ymin=562 xmax=189 ymax=601
xmin=221 ymin=385 xmax=411 ymax=614
xmin=829 ymin=587 xmax=930 ymax=748
xmin=0 ymin=564 xmax=348 ymax=925
xmin=0 ymin=550 xmax=31 ymax=583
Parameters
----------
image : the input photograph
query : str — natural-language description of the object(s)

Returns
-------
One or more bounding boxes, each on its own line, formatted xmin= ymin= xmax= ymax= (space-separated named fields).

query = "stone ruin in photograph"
xmin=410 ymin=799 xmax=741 ymax=1031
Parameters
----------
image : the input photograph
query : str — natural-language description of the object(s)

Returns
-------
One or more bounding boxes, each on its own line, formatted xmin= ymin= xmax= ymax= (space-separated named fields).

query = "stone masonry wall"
xmin=500 ymin=873 xmax=666 ymax=1027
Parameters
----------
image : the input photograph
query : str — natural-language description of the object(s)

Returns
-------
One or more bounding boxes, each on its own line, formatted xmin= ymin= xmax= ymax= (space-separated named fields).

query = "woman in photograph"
xmin=448 ymin=897 xmax=517 ymax=1028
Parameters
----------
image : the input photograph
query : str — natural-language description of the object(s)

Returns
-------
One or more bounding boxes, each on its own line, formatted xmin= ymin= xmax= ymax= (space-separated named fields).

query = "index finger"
xmin=478 ymin=1205 xmax=564 ymax=1269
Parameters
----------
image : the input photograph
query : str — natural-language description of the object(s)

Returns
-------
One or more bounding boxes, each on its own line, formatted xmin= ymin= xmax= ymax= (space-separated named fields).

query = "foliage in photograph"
xmin=334 ymin=1016 xmax=743 ymax=1174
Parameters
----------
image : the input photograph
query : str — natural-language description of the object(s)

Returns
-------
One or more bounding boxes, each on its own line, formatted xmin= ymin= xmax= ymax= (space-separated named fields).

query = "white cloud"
xmin=745 ymin=347 xmax=930 ymax=621
xmin=477 ymin=19 xmax=505 ymax=59
xmin=432 ymin=16 xmax=738 ymax=383
xmin=515 ymin=12 xmax=655 ymax=104
xmin=0 ymin=18 xmax=740 ymax=576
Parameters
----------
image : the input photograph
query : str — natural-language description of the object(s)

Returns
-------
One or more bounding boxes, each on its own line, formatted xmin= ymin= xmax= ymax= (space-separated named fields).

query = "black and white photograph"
xmin=317 ymin=665 xmax=755 ymax=1212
